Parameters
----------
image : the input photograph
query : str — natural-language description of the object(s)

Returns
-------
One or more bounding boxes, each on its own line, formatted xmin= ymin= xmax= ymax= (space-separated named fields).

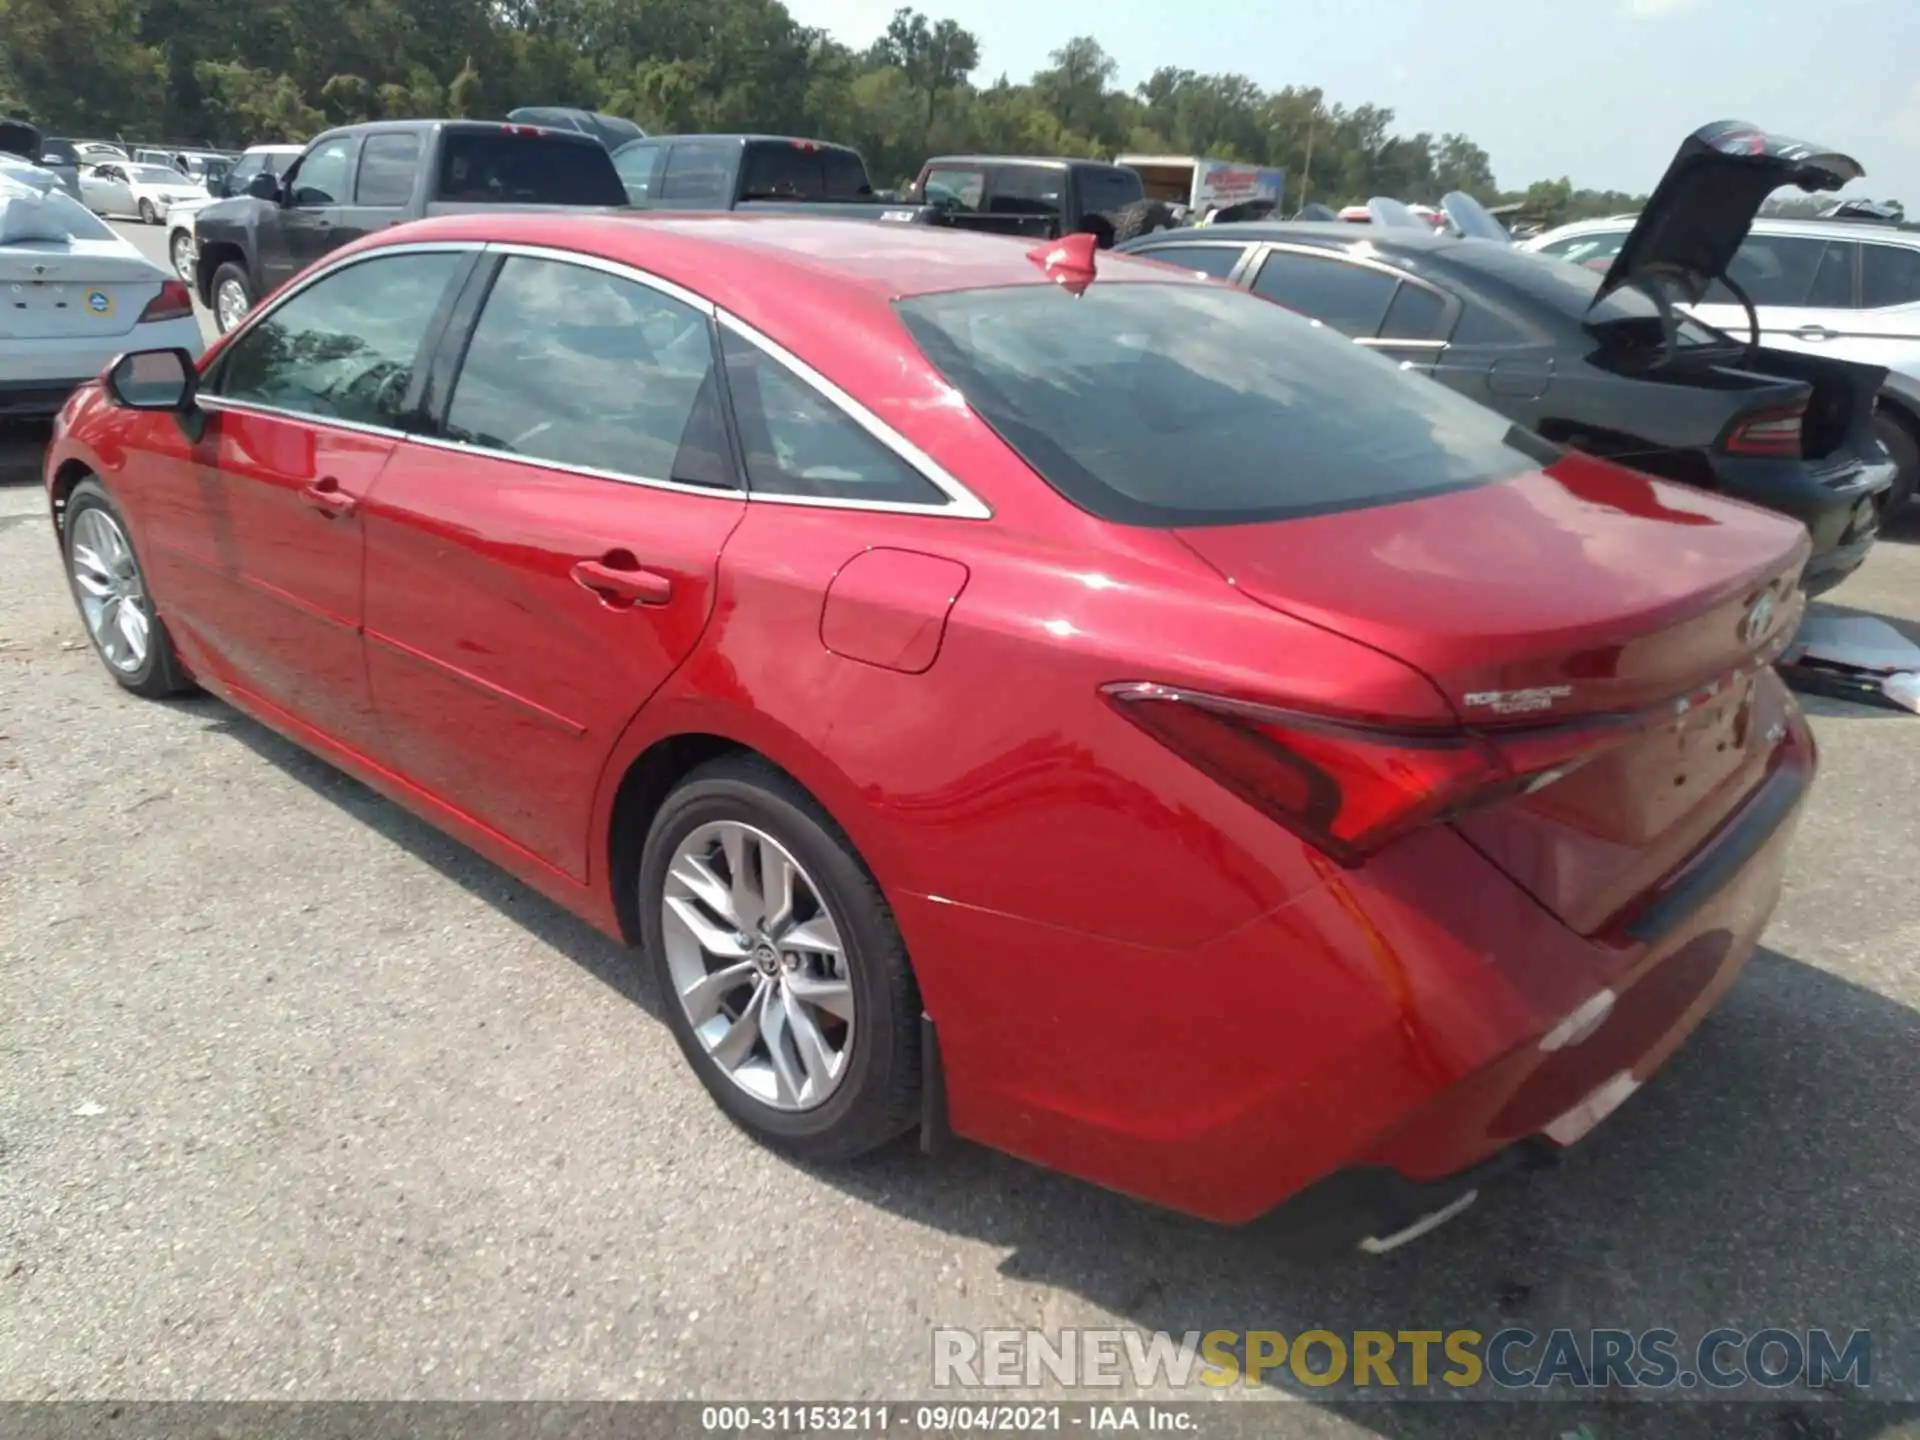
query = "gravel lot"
xmin=0 ymin=220 xmax=1916 ymax=1432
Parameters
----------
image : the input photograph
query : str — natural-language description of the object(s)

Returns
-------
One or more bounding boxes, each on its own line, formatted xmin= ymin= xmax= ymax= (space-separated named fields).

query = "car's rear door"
xmin=358 ymin=247 xmax=746 ymax=881
xmin=1689 ymin=232 xmax=1856 ymax=353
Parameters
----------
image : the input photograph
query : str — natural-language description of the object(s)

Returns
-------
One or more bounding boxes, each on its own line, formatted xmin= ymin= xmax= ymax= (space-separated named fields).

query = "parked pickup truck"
xmin=611 ymin=133 xmax=934 ymax=221
xmin=192 ymin=118 xmax=628 ymax=333
xmin=904 ymin=155 xmax=1151 ymax=243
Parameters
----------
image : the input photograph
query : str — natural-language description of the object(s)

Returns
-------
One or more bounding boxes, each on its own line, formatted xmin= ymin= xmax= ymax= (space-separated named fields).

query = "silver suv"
xmin=1524 ymin=216 xmax=1920 ymax=512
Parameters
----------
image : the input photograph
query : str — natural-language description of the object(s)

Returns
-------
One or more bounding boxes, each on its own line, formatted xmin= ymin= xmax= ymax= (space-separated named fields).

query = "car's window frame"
xmin=1244 ymin=242 xmax=1459 ymax=354
xmin=407 ymin=242 xmax=989 ymax=518
xmin=197 ymin=242 xmax=480 ymax=438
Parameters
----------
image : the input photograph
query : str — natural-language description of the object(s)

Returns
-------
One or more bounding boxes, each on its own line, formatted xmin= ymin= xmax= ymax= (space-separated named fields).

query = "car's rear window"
xmin=435 ymin=131 xmax=627 ymax=206
xmin=739 ymin=141 xmax=872 ymax=202
xmin=894 ymin=281 xmax=1547 ymax=527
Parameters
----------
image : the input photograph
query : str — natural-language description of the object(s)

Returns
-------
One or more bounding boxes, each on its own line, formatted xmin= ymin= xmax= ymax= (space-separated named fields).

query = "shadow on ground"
xmin=199 ymin=696 xmax=1918 ymax=1438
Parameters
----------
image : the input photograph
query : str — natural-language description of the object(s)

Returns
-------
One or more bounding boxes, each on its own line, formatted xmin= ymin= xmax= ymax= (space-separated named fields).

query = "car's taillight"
xmin=1102 ymin=682 xmax=1621 ymax=865
xmin=1722 ymin=403 xmax=1805 ymax=457
xmin=139 ymin=279 xmax=193 ymax=323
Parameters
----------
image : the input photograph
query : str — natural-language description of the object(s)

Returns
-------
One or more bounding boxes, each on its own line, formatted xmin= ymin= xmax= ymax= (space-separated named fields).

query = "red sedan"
xmin=45 ymin=214 xmax=1815 ymax=1246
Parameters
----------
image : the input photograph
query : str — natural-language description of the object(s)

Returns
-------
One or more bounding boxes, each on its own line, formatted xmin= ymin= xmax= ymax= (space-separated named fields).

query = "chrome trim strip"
xmin=196 ymin=392 xmax=412 ymax=443
xmin=716 ymin=311 xmax=992 ymax=519
xmin=1354 ymin=338 xmax=1450 ymax=351
xmin=483 ymin=241 xmax=718 ymax=318
xmin=404 ymin=432 xmax=746 ymax=499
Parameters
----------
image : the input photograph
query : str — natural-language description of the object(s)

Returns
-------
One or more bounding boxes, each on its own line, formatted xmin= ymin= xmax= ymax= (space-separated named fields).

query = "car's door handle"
xmin=301 ymin=476 xmax=357 ymax=519
xmin=1791 ymin=325 xmax=1839 ymax=341
xmin=571 ymin=557 xmax=673 ymax=606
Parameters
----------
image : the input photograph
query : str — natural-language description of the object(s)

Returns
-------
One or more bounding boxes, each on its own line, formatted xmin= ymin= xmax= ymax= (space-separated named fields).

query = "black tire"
xmin=137 ymin=198 xmax=158 ymax=225
xmin=210 ymin=260 xmax=253 ymax=334
xmin=1873 ymin=405 xmax=1919 ymax=519
xmin=1076 ymin=212 xmax=1116 ymax=250
xmin=1105 ymin=199 xmax=1177 ymax=244
xmin=61 ymin=478 xmax=194 ymax=699
xmin=638 ymin=755 xmax=921 ymax=1162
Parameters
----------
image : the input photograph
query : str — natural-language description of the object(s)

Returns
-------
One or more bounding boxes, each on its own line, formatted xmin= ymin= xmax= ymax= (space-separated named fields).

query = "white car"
xmin=0 ymin=168 xmax=205 ymax=423
xmin=77 ymin=161 xmax=208 ymax=225
xmin=164 ymin=143 xmax=303 ymax=282
xmin=1524 ymin=214 xmax=1920 ymax=511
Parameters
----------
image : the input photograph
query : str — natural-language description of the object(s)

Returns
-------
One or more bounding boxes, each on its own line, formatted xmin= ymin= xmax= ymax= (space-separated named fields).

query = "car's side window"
xmin=442 ymin=256 xmax=731 ymax=488
xmin=657 ymin=142 xmax=733 ymax=205
xmin=1721 ymin=234 xmax=1834 ymax=307
xmin=210 ymin=252 xmax=464 ymax=429
xmin=1449 ymin=301 xmax=1530 ymax=346
xmin=353 ymin=134 xmax=422 ymax=207
xmin=614 ymin=142 xmax=665 ymax=202
xmin=1378 ymin=282 xmax=1447 ymax=340
xmin=920 ymin=167 xmax=985 ymax=212
xmin=1863 ymin=243 xmax=1920 ymax=309
xmin=1249 ymin=249 xmax=1399 ymax=337
xmin=1136 ymin=244 xmax=1246 ymax=279
xmin=719 ymin=329 xmax=947 ymax=506
xmin=288 ymin=139 xmax=353 ymax=207
xmin=226 ymin=156 xmax=262 ymax=190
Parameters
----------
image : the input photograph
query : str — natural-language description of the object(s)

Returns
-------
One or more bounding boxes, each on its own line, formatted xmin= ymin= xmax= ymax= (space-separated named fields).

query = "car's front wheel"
xmin=639 ymin=756 xmax=922 ymax=1161
xmin=169 ymin=229 xmax=195 ymax=282
xmin=137 ymin=199 xmax=158 ymax=225
xmin=210 ymin=261 xmax=253 ymax=334
xmin=62 ymin=478 xmax=193 ymax=698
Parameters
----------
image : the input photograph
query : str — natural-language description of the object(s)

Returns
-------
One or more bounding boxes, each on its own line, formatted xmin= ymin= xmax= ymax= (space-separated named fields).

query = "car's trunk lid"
xmin=1176 ymin=451 xmax=1810 ymax=933
xmin=0 ymin=240 xmax=162 ymax=338
xmin=1596 ymin=120 xmax=1863 ymax=307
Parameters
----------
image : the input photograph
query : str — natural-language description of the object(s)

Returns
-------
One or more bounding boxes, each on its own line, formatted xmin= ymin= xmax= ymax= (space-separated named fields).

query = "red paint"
xmin=46 ymin=213 xmax=1820 ymax=1224
xmin=820 ymin=547 xmax=970 ymax=674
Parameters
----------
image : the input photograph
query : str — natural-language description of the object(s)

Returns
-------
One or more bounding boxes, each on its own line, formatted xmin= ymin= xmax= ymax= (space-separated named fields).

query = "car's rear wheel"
xmin=169 ymin=230 xmax=195 ymax=282
xmin=62 ymin=479 xmax=193 ymax=699
xmin=1873 ymin=405 xmax=1919 ymax=522
xmin=137 ymin=199 xmax=158 ymax=225
xmin=639 ymin=756 xmax=921 ymax=1161
xmin=211 ymin=261 xmax=253 ymax=334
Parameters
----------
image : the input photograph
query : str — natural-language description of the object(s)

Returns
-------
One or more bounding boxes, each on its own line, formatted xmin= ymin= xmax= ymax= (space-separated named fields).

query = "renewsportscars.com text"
xmin=932 ymin=1327 xmax=1872 ymax=1392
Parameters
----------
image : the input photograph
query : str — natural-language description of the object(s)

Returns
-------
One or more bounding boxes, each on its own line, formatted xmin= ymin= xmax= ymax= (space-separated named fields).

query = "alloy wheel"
xmin=170 ymin=232 xmax=194 ymax=282
xmin=68 ymin=507 xmax=152 ymax=674
xmin=661 ymin=820 xmax=856 ymax=1112
xmin=215 ymin=278 xmax=248 ymax=333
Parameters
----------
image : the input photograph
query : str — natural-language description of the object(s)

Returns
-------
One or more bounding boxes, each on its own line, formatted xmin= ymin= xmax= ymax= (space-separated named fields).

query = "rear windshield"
xmin=739 ymin=141 xmax=872 ymax=202
xmin=435 ymin=131 xmax=626 ymax=206
xmin=896 ymin=281 xmax=1548 ymax=527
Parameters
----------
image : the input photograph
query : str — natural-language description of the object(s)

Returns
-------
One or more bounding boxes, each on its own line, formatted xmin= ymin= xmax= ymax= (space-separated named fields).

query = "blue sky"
xmin=786 ymin=0 xmax=1920 ymax=202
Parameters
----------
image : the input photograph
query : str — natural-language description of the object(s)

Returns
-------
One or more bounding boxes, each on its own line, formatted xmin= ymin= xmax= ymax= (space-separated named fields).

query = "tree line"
xmin=0 ymin=0 xmax=1647 ymax=224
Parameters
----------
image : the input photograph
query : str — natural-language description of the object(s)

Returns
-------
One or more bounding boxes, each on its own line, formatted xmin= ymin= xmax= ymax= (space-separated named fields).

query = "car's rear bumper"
xmin=1719 ymin=447 xmax=1894 ymax=595
xmin=909 ymin=704 xmax=1815 ymax=1229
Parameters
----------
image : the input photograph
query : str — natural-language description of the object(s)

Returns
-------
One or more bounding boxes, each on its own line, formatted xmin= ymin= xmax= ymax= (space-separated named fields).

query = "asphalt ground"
xmin=0 ymin=219 xmax=1915 ymax=1437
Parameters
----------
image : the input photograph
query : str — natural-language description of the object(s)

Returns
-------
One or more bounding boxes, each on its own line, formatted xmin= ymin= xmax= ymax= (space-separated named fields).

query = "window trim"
xmin=1244 ymin=241 xmax=1461 ymax=344
xmin=1130 ymin=241 xmax=1255 ymax=284
xmin=193 ymin=237 xmax=991 ymax=518
xmin=199 ymin=240 xmax=485 ymax=438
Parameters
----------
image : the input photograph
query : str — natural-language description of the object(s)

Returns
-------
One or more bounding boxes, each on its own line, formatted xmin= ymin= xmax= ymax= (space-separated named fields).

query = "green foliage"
xmin=0 ymin=0 xmax=1641 ymax=214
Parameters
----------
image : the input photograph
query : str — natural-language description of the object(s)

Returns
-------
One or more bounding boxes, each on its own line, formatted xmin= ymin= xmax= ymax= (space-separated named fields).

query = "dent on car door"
xmin=359 ymin=252 xmax=747 ymax=880
xmin=156 ymin=248 xmax=472 ymax=752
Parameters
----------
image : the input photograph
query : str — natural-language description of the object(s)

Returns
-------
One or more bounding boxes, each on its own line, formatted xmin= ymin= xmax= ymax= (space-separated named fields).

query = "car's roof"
xmin=1130 ymin=220 xmax=1466 ymax=253
xmin=923 ymin=155 xmax=1133 ymax=171
xmin=371 ymin=212 xmax=1203 ymax=357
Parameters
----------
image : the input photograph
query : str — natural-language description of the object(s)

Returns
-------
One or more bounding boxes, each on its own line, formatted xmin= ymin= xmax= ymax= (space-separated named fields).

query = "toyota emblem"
xmin=1741 ymin=592 xmax=1776 ymax=646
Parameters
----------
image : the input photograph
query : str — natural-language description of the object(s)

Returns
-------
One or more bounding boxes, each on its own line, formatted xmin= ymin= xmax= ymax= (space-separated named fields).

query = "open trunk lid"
xmin=1176 ymin=451 xmax=1810 ymax=933
xmin=1596 ymin=120 xmax=1863 ymax=306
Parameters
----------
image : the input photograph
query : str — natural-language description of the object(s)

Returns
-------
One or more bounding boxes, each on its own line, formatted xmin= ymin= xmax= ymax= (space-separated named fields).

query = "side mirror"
xmin=244 ymin=170 xmax=281 ymax=201
xmin=105 ymin=348 xmax=198 ymax=412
